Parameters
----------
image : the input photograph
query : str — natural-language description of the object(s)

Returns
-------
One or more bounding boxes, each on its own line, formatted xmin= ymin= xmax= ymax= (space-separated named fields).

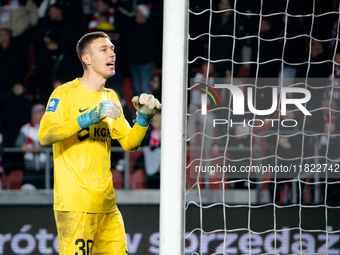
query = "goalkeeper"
xmin=38 ymin=31 xmax=161 ymax=255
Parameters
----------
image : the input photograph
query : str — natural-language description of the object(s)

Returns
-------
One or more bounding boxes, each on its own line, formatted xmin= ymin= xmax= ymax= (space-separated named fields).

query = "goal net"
xmin=185 ymin=0 xmax=340 ymax=254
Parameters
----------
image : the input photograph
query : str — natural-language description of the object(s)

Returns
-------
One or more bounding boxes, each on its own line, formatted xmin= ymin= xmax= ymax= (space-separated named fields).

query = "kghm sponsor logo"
xmin=197 ymin=83 xmax=312 ymax=128
xmin=78 ymin=127 xmax=111 ymax=142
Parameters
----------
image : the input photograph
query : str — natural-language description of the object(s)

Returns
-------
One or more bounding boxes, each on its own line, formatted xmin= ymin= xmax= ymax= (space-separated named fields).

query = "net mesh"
xmin=185 ymin=0 xmax=340 ymax=254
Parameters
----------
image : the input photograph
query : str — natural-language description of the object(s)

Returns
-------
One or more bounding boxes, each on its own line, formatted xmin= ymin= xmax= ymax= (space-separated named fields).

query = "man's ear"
xmin=82 ymin=54 xmax=91 ymax=66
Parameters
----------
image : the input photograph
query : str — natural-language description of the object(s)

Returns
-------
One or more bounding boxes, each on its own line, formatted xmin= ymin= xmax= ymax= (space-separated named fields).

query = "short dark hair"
xmin=76 ymin=31 xmax=110 ymax=70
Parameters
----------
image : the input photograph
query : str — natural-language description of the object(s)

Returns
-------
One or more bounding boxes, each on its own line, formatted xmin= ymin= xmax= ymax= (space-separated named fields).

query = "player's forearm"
xmin=38 ymin=118 xmax=82 ymax=146
xmin=119 ymin=123 xmax=148 ymax=152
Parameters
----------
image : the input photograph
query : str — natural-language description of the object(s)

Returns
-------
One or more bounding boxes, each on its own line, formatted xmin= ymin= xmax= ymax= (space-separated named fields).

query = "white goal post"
xmin=159 ymin=0 xmax=188 ymax=254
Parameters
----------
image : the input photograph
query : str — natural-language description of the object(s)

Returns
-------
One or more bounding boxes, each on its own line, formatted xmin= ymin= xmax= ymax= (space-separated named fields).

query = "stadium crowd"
xmin=0 ymin=0 xmax=339 ymax=201
xmin=0 ymin=0 xmax=163 ymax=189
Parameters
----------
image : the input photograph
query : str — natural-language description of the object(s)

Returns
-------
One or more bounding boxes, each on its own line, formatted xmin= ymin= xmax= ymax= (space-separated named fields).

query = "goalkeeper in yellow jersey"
xmin=38 ymin=31 xmax=161 ymax=255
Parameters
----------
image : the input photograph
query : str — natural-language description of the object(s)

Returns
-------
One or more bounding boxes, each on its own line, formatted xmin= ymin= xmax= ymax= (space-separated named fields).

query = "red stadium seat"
xmin=2 ymin=169 xmax=24 ymax=190
xmin=129 ymin=169 xmax=147 ymax=189
xmin=111 ymin=168 xmax=124 ymax=189
xmin=128 ymin=151 xmax=144 ymax=175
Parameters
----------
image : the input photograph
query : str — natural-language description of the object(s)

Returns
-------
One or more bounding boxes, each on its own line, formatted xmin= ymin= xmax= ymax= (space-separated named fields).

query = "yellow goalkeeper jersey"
xmin=39 ymin=78 xmax=147 ymax=213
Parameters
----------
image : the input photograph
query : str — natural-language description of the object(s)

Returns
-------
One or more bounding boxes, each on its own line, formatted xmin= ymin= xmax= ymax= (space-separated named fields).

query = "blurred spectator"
xmin=81 ymin=0 xmax=95 ymax=24
xmin=298 ymin=39 xmax=333 ymax=111
xmin=0 ymin=82 xmax=33 ymax=148
xmin=0 ymin=128 xmax=3 ymax=175
xmin=151 ymin=72 xmax=161 ymax=102
xmin=256 ymin=17 xmax=282 ymax=78
xmin=15 ymin=103 xmax=51 ymax=189
xmin=88 ymin=0 xmax=115 ymax=32
xmin=0 ymin=0 xmax=38 ymax=42
xmin=187 ymin=62 xmax=216 ymax=155
xmin=324 ymin=53 xmax=340 ymax=101
xmin=110 ymin=0 xmax=136 ymax=24
xmin=210 ymin=0 xmax=245 ymax=78
xmin=234 ymin=0 xmax=260 ymax=78
xmin=128 ymin=4 xmax=158 ymax=95
xmin=38 ymin=0 xmax=82 ymax=28
xmin=310 ymin=98 xmax=340 ymax=161
xmin=249 ymin=17 xmax=282 ymax=111
xmin=143 ymin=112 xmax=161 ymax=189
xmin=149 ymin=113 xmax=161 ymax=150
xmin=194 ymin=61 xmax=215 ymax=85
xmin=278 ymin=14 xmax=308 ymax=93
xmin=37 ymin=0 xmax=56 ymax=19
xmin=80 ymin=0 xmax=97 ymax=34
xmin=188 ymin=0 xmax=210 ymax=70
xmin=329 ymin=15 xmax=339 ymax=51
xmin=0 ymin=28 xmax=28 ymax=95
xmin=34 ymin=1 xmax=79 ymax=104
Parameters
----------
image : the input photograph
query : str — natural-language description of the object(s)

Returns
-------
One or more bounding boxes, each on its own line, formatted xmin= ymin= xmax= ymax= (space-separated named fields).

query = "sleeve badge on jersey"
xmin=46 ymin=98 xmax=60 ymax=112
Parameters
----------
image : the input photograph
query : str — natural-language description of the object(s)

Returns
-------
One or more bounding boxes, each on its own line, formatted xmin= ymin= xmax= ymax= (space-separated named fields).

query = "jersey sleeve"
xmin=109 ymin=95 xmax=148 ymax=152
xmin=112 ymin=118 xmax=148 ymax=152
xmin=38 ymin=87 xmax=82 ymax=146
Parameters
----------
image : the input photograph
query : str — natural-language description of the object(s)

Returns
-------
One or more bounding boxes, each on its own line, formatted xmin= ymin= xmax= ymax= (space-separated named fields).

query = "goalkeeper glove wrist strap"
xmin=136 ymin=111 xmax=153 ymax=127
xmin=77 ymin=112 xmax=93 ymax=129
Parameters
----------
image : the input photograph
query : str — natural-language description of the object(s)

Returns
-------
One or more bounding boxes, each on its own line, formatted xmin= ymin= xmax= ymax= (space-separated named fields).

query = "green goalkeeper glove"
xmin=131 ymin=93 xmax=162 ymax=127
xmin=77 ymin=100 xmax=122 ymax=129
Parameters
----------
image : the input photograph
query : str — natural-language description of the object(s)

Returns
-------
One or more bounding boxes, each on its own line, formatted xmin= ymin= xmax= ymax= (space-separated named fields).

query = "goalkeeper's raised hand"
xmin=131 ymin=93 xmax=162 ymax=127
xmin=77 ymin=100 xmax=122 ymax=129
